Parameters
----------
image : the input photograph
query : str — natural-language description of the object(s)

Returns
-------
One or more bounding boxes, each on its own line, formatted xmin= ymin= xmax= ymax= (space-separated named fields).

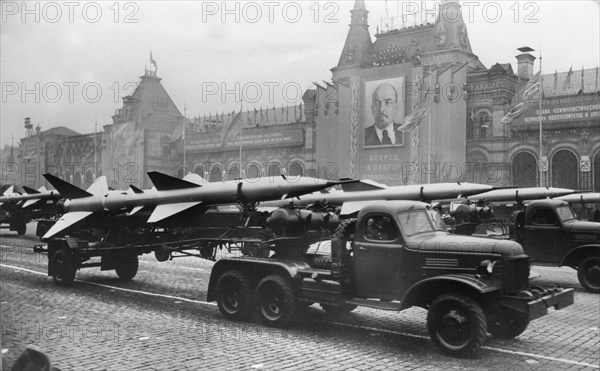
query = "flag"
xmin=596 ymin=66 xmax=599 ymax=91
xmin=553 ymin=69 xmax=558 ymax=92
xmin=150 ymin=51 xmax=157 ymax=69
xmin=500 ymin=72 xmax=540 ymax=124
xmin=272 ymin=106 xmax=277 ymax=122
xmin=260 ymin=107 xmax=264 ymax=123
xmin=562 ymin=66 xmax=573 ymax=91
xmin=253 ymin=108 xmax=258 ymax=124
xmin=399 ymin=102 xmax=429 ymax=132
xmin=221 ymin=111 xmax=242 ymax=146
xmin=581 ymin=66 xmax=585 ymax=92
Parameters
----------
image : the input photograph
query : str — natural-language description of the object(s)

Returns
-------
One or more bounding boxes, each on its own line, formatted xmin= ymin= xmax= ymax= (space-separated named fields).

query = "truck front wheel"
xmin=577 ymin=256 xmax=600 ymax=293
xmin=50 ymin=249 xmax=76 ymax=287
xmin=255 ymin=274 xmax=297 ymax=326
xmin=15 ymin=221 xmax=26 ymax=235
xmin=216 ymin=270 xmax=255 ymax=321
xmin=427 ymin=293 xmax=486 ymax=358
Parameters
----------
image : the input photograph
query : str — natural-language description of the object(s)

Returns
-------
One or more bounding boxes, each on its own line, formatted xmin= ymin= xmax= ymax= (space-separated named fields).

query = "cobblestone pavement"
xmin=1 ymin=224 xmax=599 ymax=370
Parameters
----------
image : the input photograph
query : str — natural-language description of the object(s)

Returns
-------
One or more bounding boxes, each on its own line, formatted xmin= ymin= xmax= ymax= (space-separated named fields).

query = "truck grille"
xmin=492 ymin=257 xmax=530 ymax=294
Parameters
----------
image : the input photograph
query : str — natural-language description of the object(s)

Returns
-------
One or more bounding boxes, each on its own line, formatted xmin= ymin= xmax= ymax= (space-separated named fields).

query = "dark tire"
xmin=577 ymin=256 xmax=600 ymax=293
xmin=427 ymin=293 xmax=487 ymax=358
xmin=320 ymin=303 xmax=357 ymax=315
xmin=115 ymin=253 xmax=139 ymax=281
xmin=216 ymin=270 xmax=255 ymax=321
xmin=255 ymin=274 xmax=297 ymax=326
xmin=50 ymin=249 xmax=76 ymax=287
xmin=15 ymin=222 xmax=26 ymax=236
xmin=488 ymin=316 xmax=529 ymax=340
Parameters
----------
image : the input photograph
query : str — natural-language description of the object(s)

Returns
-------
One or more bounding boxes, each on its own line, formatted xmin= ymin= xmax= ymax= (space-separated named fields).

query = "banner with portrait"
xmin=363 ymin=77 xmax=405 ymax=148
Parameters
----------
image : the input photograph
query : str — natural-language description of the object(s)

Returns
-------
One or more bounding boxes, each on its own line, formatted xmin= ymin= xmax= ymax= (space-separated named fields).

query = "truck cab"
xmin=513 ymin=199 xmax=600 ymax=292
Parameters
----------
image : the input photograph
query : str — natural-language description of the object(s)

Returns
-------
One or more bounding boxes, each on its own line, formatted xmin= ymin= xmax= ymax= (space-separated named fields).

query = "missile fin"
xmin=22 ymin=186 xmax=40 ymax=194
xmin=148 ymin=171 xmax=201 ymax=191
xmin=43 ymin=174 xmax=92 ymax=199
xmin=183 ymin=173 xmax=207 ymax=185
xmin=341 ymin=179 xmax=386 ymax=192
xmin=43 ymin=211 xmax=93 ymax=239
xmin=22 ymin=199 xmax=39 ymax=208
xmin=147 ymin=202 xmax=202 ymax=223
xmin=341 ymin=201 xmax=371 ymax=215
xmin=86 ymin=176 xmax=108 ymax=195
xmin=2 ymin=185 xmax=14 ymax=196
xmin=129 ymin=206 xmax=144 ymax=215
xmin=129 ymin=185 xmax=144 ymax=194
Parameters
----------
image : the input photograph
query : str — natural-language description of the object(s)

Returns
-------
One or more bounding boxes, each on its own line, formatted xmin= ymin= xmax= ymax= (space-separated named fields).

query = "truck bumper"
xmin=501 ymin=287 xmax=574 ymax=321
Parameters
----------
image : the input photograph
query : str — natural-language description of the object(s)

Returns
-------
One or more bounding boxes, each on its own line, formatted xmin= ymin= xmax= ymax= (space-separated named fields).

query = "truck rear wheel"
xmin=577 ymin=256 xmax=600 ymax=293
xmin=50 ymin=248 xmax=76 ymax=287
xmin=216 ymin=270 xmax=255 ymax=321
xmin=255 ymin=274 xmax=297 ymax=326
xmin=427 ymin=293 xmax=486 ymax=358
xmin=115 ymin=253 xmax=139 ymax=281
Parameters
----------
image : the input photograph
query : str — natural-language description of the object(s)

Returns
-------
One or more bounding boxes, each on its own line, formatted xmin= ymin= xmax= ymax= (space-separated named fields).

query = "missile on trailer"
xmin=42 ymin=172 xmax=352 ymax=238
xmin=260 ymin=180 xmax=501 ymax=215
xmin=466 ymin=187 xmax=577 ymax=203
xmin=556 ymin=193 xmax=600 ymax=204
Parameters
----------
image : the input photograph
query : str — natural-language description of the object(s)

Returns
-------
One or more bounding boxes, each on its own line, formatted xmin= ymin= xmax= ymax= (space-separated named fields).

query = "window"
xmin=364 ymin=215 xmax=399 ymax=241
xmin=532 ymin=208 xmax=557 ymax=225
xmin=397 ymin=210 xmax=437 ymax=236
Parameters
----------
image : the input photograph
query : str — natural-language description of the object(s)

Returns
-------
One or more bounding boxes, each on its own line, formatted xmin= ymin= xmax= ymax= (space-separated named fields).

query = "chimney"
xmin=516 ymin=46 xmax=536 ymax=80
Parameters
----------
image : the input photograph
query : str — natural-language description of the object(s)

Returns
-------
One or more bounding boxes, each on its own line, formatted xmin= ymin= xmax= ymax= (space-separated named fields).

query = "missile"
xmin=556 ymin=193 xmax=600 ymax=204
xmin=0 ymin=186 xmax=62 ymax=208
xmin=466 ymin=187 xmax=577 ymax=203
xmin=260 ymin=180 xmax=501 ymax=215
xmin=0 ymin=185 xmax=17 ymax=207
xmin=42 ymin=172 xmax=351 ymax=238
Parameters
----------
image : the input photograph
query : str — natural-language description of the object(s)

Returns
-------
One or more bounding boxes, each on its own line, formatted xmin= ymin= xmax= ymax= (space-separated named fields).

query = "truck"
xmin=206 ymin=200 xmax=574 ymax=358
xmin=510 ymin=199 xmax=600 ymax=293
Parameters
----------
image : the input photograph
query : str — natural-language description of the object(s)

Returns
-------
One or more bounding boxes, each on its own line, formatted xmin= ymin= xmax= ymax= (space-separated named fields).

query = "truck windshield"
xmin=556 ymin=205 xmax=576 ymax=222
xmin=397 ymin=210 xmax=437 ymax=236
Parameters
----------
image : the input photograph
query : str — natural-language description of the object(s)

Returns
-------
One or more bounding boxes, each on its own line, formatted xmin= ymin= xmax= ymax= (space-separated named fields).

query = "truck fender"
xmin=206 ymin=258 xmax=311 ymax=302
xmin=400 ymin=273 xmax=501 ymax=310
xmin=560 ymin=244 xmax=600 ymax=268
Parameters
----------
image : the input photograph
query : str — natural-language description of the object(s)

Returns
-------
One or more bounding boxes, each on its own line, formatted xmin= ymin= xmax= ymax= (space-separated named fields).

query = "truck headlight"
xmin=479 ymin=260 xmax=496 ymax=275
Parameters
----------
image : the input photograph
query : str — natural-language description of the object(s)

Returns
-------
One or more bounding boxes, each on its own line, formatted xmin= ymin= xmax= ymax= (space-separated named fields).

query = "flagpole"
xmin=239 ymin=99 xmax=243 ymax=178
xmin=538 ymin=53 xmax=543 ymax=187
xmin=427 ymin=72 xmax=432 ymax=184
xmin=94 ymin=119 xmax=98 ymax=179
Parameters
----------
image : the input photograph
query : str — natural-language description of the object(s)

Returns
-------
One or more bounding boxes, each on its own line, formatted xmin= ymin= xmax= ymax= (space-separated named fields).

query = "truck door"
xmin=523 ymin=207 xmax=564 ymax=263
xmin=353 ymin=213 xmax=404 ymax=300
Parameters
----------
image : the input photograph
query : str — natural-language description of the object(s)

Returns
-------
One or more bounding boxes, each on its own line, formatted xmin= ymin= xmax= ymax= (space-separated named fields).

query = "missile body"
xmin=556 ymin=193 xmax=600 ymax=204
xmin=260 ymin=181 xmax=500 ymax=215
xmin=466 ymin=187 xmax=576 ymax=203
xmin=0 ymin=187 xmax=61 ymax=208
xmin=42 ymin=172 xmax=349 ymax=238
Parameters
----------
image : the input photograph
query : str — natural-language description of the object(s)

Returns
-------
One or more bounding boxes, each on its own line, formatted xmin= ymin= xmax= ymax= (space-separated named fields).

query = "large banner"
xmin=523 ymin=103 xmax=600 ymax=123
xmin=363 ymin=77 xmax=405 ymax=148
xmin=186 ymin=128 xmax=304 ymax=152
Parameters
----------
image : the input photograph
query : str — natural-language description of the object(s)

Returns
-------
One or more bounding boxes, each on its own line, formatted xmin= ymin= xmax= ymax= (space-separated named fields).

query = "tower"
xmin=24 ymin=117 xmax=35 ymax=137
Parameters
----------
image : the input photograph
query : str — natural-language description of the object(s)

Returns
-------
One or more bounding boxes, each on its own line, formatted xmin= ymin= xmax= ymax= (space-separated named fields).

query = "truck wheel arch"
xmin=560 ymin=244 xmax=600 ymax=268
xmin=207 ymin=259 xmax=307 ymax=302
xmin=400 ymin=275 xmax=500 ymax=310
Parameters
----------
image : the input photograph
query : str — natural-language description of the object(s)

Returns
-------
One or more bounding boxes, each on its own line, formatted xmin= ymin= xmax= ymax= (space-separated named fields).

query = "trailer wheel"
xmin=488 ymin=316 xmax=529 ymax=340
xmin=115 ymin=253 xmax=139 ymax=281
xmin=320 ymin=303 xmax=357 ymax=315
xmin=15 ymin=221 xmax=27 ymax=235
xmin=577 ymin=256 xmax=600 ymax=293
xmin=216 ymin=270 xmax=255 ymax=321
xmin=427 ymin=293 xmax=486 ymax=358
xmin=50 ymin=249 xmax=75 ymax=287
xmin=255 ymin=274 xmax=297 ymax=326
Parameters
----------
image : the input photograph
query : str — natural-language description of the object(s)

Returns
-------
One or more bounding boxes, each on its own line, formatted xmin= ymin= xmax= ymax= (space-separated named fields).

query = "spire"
xmin=433 ymin=1 xmax=472 ymax=53
xmin=337 ymin=0 xmax=372 ymax=68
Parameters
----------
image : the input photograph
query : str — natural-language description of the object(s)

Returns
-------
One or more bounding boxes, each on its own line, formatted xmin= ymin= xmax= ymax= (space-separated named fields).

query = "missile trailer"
xmin=37 ymin=199 xmax=574 ymax=357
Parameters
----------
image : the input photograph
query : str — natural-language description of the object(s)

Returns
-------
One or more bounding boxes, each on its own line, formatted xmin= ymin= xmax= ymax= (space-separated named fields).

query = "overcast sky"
xmin=1 ymin=0 xmax=599 ymax=147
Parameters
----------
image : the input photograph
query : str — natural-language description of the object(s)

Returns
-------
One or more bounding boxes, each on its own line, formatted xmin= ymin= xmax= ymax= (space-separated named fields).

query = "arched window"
xmin=176 ymin=167 xmax=184 ymax=178
xmin=194 ymin=165 xmax=204 ymax=177
xmin=227 ymin=164 xmax=240 ymax=180
xmin=210 ymin=166 xmax=222 ymax=182
xmin=287 ymin=162 xmax=304 ymax=177
xmin=73 ymin=171 xmax=82 ymax=187
xmin=551 ymin=150 xmax=578 ymax=189
xmin=268 ymin=163 xmax=282 ymax=178
xmin=593 ymin=151 xmax=600 ymax=192
xmin=478 ymin=112 xmax=491 ymax=138
xmin=245 ymin=163 xmax=261 ymax=179
xmin=512 ymin=152 xmax=538 ymax=188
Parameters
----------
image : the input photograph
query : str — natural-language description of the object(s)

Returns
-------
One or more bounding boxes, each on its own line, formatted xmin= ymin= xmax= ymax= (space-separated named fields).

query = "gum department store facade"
xmin=5 ymin=1 xmax=600 ymax=192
